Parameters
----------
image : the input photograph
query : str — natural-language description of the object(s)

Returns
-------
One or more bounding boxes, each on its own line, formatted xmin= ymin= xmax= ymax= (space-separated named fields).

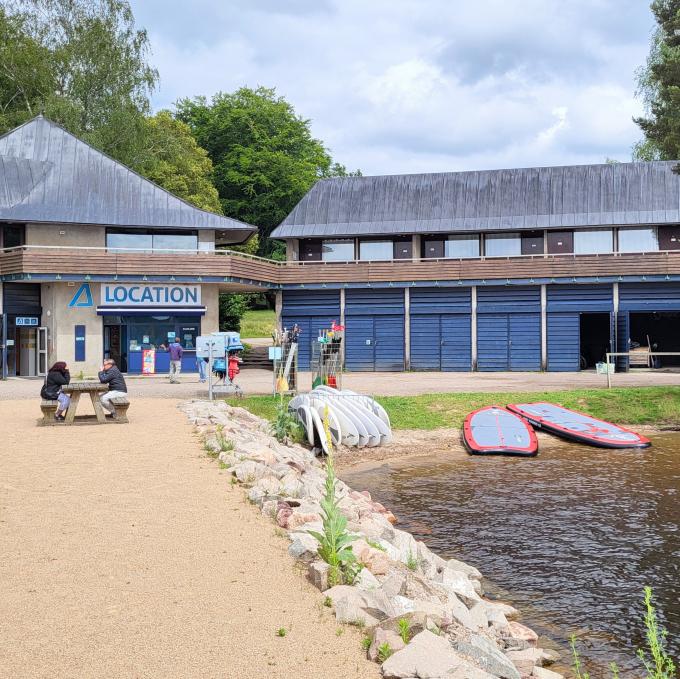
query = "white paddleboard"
xmin=310 ymin=395 xmax=360 ymax=447
xmin=309 ymin=398 xmax=343 ymax=447
xmin=296 ymin=404 xmax=315 ymax=446
xmin=309 ymin=407 xmax=330 ymax=456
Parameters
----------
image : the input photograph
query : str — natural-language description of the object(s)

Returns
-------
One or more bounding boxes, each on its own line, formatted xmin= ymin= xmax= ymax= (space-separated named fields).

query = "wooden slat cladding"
xmin=3 ymin=248 xmax=680 ymax=285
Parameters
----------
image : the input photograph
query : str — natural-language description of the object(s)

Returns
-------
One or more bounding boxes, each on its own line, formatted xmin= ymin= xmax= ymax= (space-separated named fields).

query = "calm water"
xmin=342 ymin=434 xmax=680 ymax=677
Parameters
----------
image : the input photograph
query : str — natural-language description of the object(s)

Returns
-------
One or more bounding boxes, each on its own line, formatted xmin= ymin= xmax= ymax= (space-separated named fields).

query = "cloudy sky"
xmin=130 ymin=0 xmax=654 ymax=176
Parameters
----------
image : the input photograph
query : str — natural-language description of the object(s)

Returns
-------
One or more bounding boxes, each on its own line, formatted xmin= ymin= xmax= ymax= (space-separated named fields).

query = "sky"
xmin=130 ymin=0 xmax=655 ymax=177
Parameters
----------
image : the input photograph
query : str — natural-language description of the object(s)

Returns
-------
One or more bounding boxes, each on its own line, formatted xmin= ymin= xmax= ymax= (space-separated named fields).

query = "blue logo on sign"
xmin=68 ymin=283 xmax=93 ymax=308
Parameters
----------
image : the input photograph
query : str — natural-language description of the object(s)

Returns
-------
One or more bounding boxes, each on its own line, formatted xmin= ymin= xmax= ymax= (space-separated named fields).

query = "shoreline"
xmin=186 ymin=399 xmax=567 ymax=679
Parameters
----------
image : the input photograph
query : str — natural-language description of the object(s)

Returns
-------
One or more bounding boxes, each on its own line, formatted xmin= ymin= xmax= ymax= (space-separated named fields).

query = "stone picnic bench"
xmin=39 ymin=380 xmax=129 ymax=426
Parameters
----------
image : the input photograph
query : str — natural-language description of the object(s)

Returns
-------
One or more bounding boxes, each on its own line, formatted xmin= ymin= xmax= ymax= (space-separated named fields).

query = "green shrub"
xmin=270 ymin=397 xmax=300 ymax=444
xmin=377 ymin=642 xmax=393 ymax=662
xmin=398 ymin=618 xmax=411 ymax=644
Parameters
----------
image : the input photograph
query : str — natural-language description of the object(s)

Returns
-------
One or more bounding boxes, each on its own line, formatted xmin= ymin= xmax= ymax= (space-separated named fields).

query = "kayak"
xmin=506 ymin=402 xmax=651 ymax=449
xmin=463 ymin=406 xmax=538 ymax=457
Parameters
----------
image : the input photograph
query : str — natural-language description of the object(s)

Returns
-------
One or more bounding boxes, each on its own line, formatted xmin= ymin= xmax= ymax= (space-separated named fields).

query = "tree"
xmin=175 ymin=87 xmax=360 ymax=256
xmin=2 ymin=0 xmax=158 ymax=166
xmin=135 ymin=111 xmax=222 ymax=214
xmin=219 ymin=293 xmax=250 ymax=332
xmin=634 ymin=0 xmax=680 ymax=162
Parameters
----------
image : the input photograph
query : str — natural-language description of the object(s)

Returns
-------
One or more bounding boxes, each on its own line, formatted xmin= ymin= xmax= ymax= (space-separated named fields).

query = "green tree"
xmin=634 ymin=0 xmax=680 ymax=162
xmin=136 ymin=111 xmax=222 ymax=214
xmin=219 ymin=293 xmax=250 ymax=332
xmin=2 ymin=0 xmax=157 ymax=166
xmin=175 ymin=87 xmax=359 ymax=256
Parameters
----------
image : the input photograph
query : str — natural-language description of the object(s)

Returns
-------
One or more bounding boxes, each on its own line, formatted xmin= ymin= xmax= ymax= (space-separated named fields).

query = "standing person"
xmin=168 ymin=336 xmax=183 ymax=384
xmin=40 ymin=361 xmax=71 ymax=421
xmin=196 ymin=355 xmax=208 ymax=383
xmin=98 ymin=358 xmax=128 ymax=418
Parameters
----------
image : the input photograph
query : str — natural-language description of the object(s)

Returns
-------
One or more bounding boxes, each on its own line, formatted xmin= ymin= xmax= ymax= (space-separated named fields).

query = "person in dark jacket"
xmin=41 ymin=361 xmax=71 ymax=421
xmin=98 ymin=358 xmax=128 ymax=418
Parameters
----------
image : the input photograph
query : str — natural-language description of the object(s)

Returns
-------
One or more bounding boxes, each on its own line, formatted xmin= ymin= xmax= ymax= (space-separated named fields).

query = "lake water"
xmin=341 ymin=434 xmax=680 ymax=677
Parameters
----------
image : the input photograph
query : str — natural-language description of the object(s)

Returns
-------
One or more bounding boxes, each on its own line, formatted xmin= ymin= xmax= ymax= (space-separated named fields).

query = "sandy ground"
xmin=0 ymin=398 xmax=379 ymax=679
xmin=1 ymin=366 xmax=678 ymax=400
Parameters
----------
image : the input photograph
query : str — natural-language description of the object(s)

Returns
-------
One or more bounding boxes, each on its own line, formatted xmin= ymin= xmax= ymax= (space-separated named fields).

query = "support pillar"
xmin=275 ymin=290 xmax=283 ymax=331
xmin=404 ymin=287 xmax=410 ymax=370
xmin=340 ymin=288 xmax=346 ymax=368
xmin=471 ymin=286 xmax=477 ymax=370
xmin=540 ymin=284 xmax=547 ymax=371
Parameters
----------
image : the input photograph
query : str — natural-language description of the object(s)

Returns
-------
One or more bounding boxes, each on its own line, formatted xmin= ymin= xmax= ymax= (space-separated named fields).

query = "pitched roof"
xmin=271 ymin=162 xmax=680 ymax=239
xmin=0 ymin=116 xmax=256 ymax=242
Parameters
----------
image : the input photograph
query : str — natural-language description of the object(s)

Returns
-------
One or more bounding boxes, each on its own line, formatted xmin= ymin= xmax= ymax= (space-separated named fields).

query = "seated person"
xmin=41 ymin=361 xmax=71 ymax=421
xmin=98 ymin=358 xmax=128 ymax=418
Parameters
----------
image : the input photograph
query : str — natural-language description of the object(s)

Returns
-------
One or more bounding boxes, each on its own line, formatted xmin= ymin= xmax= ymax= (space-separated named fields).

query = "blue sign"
xmin=101 ymin=284 xmax=201 ymax=307
xmin=69 ymin=283 xmax=94 ymax=308
xmin=75 ymin=324 xmax=86 ymax=361
xmin=16 ymin=317 xmax=38 ymax=326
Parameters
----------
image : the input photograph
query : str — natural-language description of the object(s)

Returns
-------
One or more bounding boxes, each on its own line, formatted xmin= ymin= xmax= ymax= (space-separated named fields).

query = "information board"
xmin=196 ymin=335 xmax=226 ymax=358
xmin=142 ymin=348 xmax=156 ymax=374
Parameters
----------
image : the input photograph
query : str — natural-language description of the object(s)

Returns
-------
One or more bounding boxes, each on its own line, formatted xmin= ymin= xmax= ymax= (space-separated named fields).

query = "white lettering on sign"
xmin=101 ymin=284 xmax=201 ymax=307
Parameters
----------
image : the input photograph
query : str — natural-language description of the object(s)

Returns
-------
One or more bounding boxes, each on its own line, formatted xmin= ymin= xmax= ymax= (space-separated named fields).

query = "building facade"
xmin=271 ymin=165 xmax=680 ymax=372
xmin=0 ymin=116 xmax=259 ymax=378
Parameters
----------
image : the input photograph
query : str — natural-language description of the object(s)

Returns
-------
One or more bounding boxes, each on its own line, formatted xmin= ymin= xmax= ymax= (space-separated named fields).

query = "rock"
xmin=354 ymin=568 xmax=380 ymax=592
xmin=280 ymin=472 xmax=304 ymax=498
xmin=381 ymin=630 xmax=495 ymax=679
xmin=379 ymin=570 xmax=407 ymax=598
xmin=440 ymin=567 xmax=480 ymax=606
xmin=261 ymin=499 xmax=278 ymax=519
xmin=285 ymin=511 xmax=321 ymax=530
xmin=541 ymin=648 xmax=561 ymax=665
xmin=446 ymin=558 xmax=482 ymax=580
xmin=233 ymin=460 xmax=269 ymax=484
xmin=401 ymin=571 xmax=448 ymax=604
xmin=236 ymin=442 xmax=278 ymax=465
xmin=533 ymin=667 xmax=564 ymax=679
xmin=307 ymin=560 xmax=330 ymax=591
xmin=455 ymin=634 xmax=521 ymax=679
xmin=247 ymin=486 xmax=266 ymax=506
xmin=391 ymin=595 xmax=415 ymax=616
xmin=467 ymin=602 xmax=490 ymax=630
xmin=352 ymin=538 xmax=393 ymax=575
xmin=505 ymin=648 xmax=544 ymax=675
xmin=325 ymin=585 xmax=394 ymax=626
xmin=255 ymin=475 xmax=281 ymax=496
xmin=378 ymin=611 xmax=447 ymax=640
xmin=368 ymin=628 xmax=405 ymax=662
xmin=287 ymin=533 xmax=318 ymax=561
xmin=391 ymin=529 xmax=420 ymax=564
xmin=276 ymin=504 xmax=293 ymax=528
xmin=507 ymin=621 xmax=539 ymax=646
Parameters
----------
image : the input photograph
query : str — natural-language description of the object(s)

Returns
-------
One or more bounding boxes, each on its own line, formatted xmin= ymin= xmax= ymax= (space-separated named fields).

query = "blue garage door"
xmin=410 ymin=288 xmax=472 ymax=371
xmin=477 ymin=287 xmax=541 ymax=371
xmin=546 ymin=284 xmax=613 ymax=372
xmin=345 ymin=289 xmax=404 ymax=371
xmin=281 ymin=290 xmax=341 ymax=370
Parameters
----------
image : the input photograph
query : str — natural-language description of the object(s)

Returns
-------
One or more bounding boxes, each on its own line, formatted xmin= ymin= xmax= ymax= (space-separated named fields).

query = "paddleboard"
xmin=318 ymin=395 xmax=369 ymax=448
xmin=310 ymin=397 xmax=358 ymax=447
xmin=309 ymin=398 xmax=343 ymax=447
xmin=463 ymin=406 xmax=538 ymax=457
xmin=309 ymin=407 xmax=331 ymax=456
xmin=506 ymin=403 xmax=651 ymax=449
xmin=295 ymin=404 xmax=315 ymax=446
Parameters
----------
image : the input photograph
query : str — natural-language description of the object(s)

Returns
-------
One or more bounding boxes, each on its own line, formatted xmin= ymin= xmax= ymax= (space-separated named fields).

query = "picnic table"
xmin=62 ymin=381 xmax=109 ymax=424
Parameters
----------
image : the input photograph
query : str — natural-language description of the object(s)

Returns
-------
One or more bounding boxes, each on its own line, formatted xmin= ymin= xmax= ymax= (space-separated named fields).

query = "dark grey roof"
xmin=272 ymin=162 xmax=680 ymax=239
xmin=0 ymin=116 xmax=256 ymax=242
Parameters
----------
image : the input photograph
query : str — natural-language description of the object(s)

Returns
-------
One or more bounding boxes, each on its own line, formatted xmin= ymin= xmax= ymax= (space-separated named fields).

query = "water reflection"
xmin=342 ymin=434 xmax=680 ymax=677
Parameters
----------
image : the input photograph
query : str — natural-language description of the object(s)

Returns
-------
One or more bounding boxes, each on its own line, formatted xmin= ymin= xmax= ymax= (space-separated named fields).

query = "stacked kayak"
xmin=289 ymin=386 xmax=391 ymax=454
xmin=463 ymin=402 xmax=650 ymax=456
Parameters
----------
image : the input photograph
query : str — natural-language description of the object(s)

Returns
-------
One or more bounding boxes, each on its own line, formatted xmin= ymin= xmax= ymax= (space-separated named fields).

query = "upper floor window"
xmin=1 ymin=223 xmax=26 ymax=251
xmin=573 ymin=229 xmax=612 ymax=255
xmin=484 ymin=232 xmax=521 ymax=257
xmin=322 ymin=239 xmax=354 ymax=261
xmin=107 ymin=229 xmax=198 ymax=253
xmin=445 ymin=235 xmax=480 ymax=259
xmin=618 ymin=227 xmax=658 ymax=253
xmin=359 ymin=240 xmax=392 ymax=261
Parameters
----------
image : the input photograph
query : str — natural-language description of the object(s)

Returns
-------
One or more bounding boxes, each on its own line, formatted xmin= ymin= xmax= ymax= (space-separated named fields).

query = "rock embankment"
xmin=181 ymin=400 xmax=564 ymax=679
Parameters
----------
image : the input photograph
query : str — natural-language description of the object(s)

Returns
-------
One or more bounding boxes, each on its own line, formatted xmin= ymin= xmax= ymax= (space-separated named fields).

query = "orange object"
xmin=228 ymin=355 xmax=242 ymax=381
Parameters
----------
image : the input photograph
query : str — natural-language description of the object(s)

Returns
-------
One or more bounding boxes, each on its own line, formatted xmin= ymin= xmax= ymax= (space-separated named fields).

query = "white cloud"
xmin=131 ymin=0 xmax=654 ymax=175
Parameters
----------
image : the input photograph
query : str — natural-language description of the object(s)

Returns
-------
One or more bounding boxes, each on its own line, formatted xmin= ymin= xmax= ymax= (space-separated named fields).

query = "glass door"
xmin=37 ymin=327 xmax=47 ymax=376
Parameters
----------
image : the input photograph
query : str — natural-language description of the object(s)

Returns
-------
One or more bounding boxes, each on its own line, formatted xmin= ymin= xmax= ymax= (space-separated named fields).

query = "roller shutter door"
xmin=476 ymin=287 xmax=541 ymax=371
xmin=281 ymin=290 xmax=341 ymax=370
xmin=546 ymin=313 xmax=580 ymax=371
xmin=619 ymin=283 xmax=680 ymax=311
xmin=410 ymin=288 xmax=472 ymax=371
xmin=345 ymin=289 xmax=404 ymax=371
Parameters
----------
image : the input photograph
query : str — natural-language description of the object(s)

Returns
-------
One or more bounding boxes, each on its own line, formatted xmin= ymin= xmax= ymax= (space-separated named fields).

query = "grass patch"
xmin=240 ymin=309 xmax=276 ymax=338
xmin=226 ymin=387 xmax=680 ymax=430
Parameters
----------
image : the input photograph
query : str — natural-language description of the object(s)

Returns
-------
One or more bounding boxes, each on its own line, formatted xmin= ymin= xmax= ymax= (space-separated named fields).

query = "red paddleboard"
xmin=463 ymin=406 xmax=538 ymax=457
xmin=506 ymin=403 xmax=651 ymax=449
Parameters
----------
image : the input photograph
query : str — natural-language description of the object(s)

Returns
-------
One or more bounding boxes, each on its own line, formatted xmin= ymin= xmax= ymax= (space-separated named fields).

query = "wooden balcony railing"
xmin=2 ymin=245 xmax=680 ymax=286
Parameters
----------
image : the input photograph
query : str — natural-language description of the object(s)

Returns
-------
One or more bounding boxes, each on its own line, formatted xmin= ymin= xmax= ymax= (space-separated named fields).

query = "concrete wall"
xmin=199 ymin=230 xmax=215 ymax=251
xmin=26 ymin=224 xmax=106 ymax=248
xmin=286 ymin=239 xmax=299 ymax=261
xmin=42 ymin=282 xmax=103 ymax=376
xmin=202 ymin=285 xmax=220 ymax=333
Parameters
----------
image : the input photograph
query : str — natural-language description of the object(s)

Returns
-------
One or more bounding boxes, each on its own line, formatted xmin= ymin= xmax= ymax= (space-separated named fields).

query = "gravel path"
xmin=0 ymin=398 xmax=379 ymax=679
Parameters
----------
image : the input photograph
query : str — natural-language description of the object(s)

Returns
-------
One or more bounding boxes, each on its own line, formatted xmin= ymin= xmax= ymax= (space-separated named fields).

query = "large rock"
xmin=381 ymin=630 xmax=495 ymax=679
xmin=446 ymin=557 xmax=482 ymax=580
xmin=533 ymin=668 xmax=565 ymax=679
xmin=455 ymin=634 xmax=521 ymax=679
xmin=440 ymin=567 xmax=480 ymax=606
xmin=368 ymin=628 xmax=405 ymax=662
xmin=287 ymin=533 xmax=319 ymax=561
xmin=233 ymin=460 xmax=269 ymax=484
xmin=380 ymin=569 xmax=407 ymax=598
xmin=354 ymin=568 xmax=380 ymax=592
xmin=280 ymin=472 xmax=304 ymax=498
xmin=352 ymin=539 xmax=393 ymax=575
xmin=378 ymin=610 xmax=447 ymax=639
xmin=285 ymin=511 xmax=321 ymax=530
xmin=505 ymin=648 xmax=545 ymax=675
xmin=325 ymin=585 xmax=394 ymax=627
xmin=507 ymin=621 xmax=539 ymax=646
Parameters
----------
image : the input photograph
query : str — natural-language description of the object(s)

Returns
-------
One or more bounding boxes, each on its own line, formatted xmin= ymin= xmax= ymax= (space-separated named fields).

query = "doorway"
xmin=579 ymin=313 xmax=611 ymax=368
xmin=104 ymin=324 xmax=128 ymax=372
xmin=629 ymin=312 xmax=680 ymax=367
xmin=6 ymin=326 xmax=43 ymax=376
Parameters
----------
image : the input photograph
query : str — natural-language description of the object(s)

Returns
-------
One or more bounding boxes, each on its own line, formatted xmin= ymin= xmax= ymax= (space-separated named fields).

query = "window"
xmin=106 ymin=229 xmax=198 ymax=253
xmin=484 ymin=233 xmax=521 ymax=257
xmin=618 ymin=227 xmax=658 ymax=253
xmin=359 ymin=240 xmax=393 ymax=261
xmin=322 ymin=239 xmax=354 ymax=261
xmin=125 ymin=315 xmax=200 ymax=352
xmin=445 ymin=235 xmax=479 ymax=259
xmin=573 ymin=229 xmax=613 ymax=254
xmin=1 ymin=224 xmax=25 ymax=251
